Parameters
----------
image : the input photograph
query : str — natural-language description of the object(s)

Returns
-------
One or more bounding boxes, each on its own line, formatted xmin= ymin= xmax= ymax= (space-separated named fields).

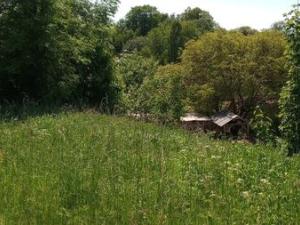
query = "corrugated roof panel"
xmin=181 ymin=112 xmax=242 ymax=126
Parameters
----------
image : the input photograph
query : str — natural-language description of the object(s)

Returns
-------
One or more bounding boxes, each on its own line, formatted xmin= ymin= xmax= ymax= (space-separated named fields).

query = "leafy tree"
xmin=146 ymin=19 xmax=184 ymax=64
xmin=116 ymin=53 xmax=158 ymax=112
xmin=145 ymin=20 xmax=181 ymax=64
xmin=138 ymin=64 xmax=185 ymax=121
xmin=146 ymin=21 xmax=172 ymax=64
xmin=180 ymin=7 xmax=215 ymax=34
xmin=169 ymin=20 xmax=183 ymax=63
xmin=0 ymin=0 xmax=119 ymax=106
xmin=111 ymin=20 xmax=135 ymax=53
xmin=96 ymin=0 xmax=119 ymax=23
xmin=0 ymin=0 xmax=53 ymax=100
xmin=180 ymin=20 xmax=203 ymax=42
xmin=124 ymin=5 xmax=167 ymax=36
xmin=123 ymin=36 xmax=148 ymax=53
xmin=143 ymin=7 xmax=215 ymax=64
xmin=279 ymin=6 xmax=300 ymax=155
xmin=181 ymin=31 xmax=288 ymax=116
xmin=232 ymin=26 xmax=258 ymax=36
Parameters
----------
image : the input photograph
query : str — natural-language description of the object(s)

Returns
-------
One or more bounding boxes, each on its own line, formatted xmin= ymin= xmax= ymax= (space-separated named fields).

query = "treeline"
xmin=1 ymin=1 xmax=300 ymax=153
xmin=114 ymin=4 xmax=300 ymax=154
xmin=113 ymin=6 xmax=216 ymax=64
xmin=115 ymin=6 xmax=288 ymax=125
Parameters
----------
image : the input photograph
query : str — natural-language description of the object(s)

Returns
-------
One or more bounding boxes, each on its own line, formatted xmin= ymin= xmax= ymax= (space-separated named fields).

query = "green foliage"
xmin=0 ymin=0 xmax=119 ymax=106
xmin=144 ymin=7 xmax=215 ymax=65
xmin=279 ymin=5 xmax=300 ymax=155
xmin=116 ymin=55 xmax=184 ymax=122
xmin=232 ymin=26 xmax=258 ymax=36
xmin=145 ymin=21 xmax=173 ymax=64
xmin=111 ymin=20 xmax=136 ymax=53
xmin=180 ymin=7 xmax=215 ymax=34
xmin=250 ymin=106 xmax=275 ymax=144
xmin=182 ymin=30 xmax=288 ymax=116
xmin=180 ymin=20 xmax=204 ymax=42
xmin=138 ymin=64 xmax=185 ymax=121
xmin=123 ymin=36 xmax=148 ymax=53
xmin=114 ymin=6 xmax=215 ymax=65
xmin=169 ymin=20 xmax=183 ymax=63
xmin=0 ymin=112 xmax=300 ymax=224
xmin=146 ymin=19 xmax=184 ymax=64
xmin=123 ymin=5 xmax=168 ymax=36
xmin=116 ymin=53 xmax=158 ymax=112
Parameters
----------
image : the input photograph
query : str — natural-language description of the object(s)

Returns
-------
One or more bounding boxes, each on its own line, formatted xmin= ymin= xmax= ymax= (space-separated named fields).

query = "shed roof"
xmin=212 ymin=111 xmax=242 ymax=127
xmin=181 ymin=112 xmax=244 ymax=127
xmin=180 ymin=113 xmax=211 ymax=122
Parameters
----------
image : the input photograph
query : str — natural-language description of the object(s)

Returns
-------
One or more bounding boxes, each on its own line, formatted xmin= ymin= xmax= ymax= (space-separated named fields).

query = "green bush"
xmin=138 ymin=64 xmax=185 ymax=121
xmin=250 ymin=106 xmax=276 ymax=144
xmin=116 ymin=53 xmax=158 ymax=113
xmin=279 ymin=6 xmax=300 ymax=155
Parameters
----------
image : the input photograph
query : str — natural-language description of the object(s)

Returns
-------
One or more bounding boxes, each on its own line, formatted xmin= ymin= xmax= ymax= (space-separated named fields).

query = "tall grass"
xmin=0 ymin=112 xmax=299 ymax=224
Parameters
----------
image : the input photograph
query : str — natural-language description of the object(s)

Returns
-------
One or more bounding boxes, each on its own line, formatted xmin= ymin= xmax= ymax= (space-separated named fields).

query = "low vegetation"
xmin=0 ymin=112 xmax=299 ymax=224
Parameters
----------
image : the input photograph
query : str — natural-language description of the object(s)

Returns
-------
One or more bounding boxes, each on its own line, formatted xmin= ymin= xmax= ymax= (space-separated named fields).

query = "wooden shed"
xmin=181 ymin=111 xmax=248 ymax=137
xmin=211 ymin=112 xmax=248 ymax=137
xmin=180 ymin=113 xmax=216 ymax=132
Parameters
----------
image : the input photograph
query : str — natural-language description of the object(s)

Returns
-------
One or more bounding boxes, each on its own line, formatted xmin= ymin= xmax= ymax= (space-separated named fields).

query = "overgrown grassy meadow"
xmin=0 ymin=112 xmax=299 ymax=225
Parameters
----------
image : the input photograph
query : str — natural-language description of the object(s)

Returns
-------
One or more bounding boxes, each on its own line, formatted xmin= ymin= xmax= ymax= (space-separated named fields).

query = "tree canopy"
xmin=181 ymin=31 xmax=288 ymax=116
xmin=123 ymin=5 xmax=168 ymax=36
xmin=0 ymin=0 xmax=119 ymax=105
xmin=179 ymin=7 xmax=216 ymax=34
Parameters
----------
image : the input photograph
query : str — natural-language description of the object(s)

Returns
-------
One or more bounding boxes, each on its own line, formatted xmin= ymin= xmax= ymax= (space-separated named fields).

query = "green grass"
xmin=0 ymin=112 xmax=299 ymax=225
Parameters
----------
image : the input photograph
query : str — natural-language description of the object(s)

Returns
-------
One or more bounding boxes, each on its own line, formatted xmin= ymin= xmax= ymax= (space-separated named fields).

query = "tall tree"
xmin=169 ymin=20 xmax=182 ymax=63
xmin=279 ymin=6 xmax=300 ymax=155
xmin=146 ymin=21 xmax=171 ymax=64
xmin=0 ymin=0 xmax=56 ymax=100
xmin=124 ymin=5 xmax=167 ymax=36
xmin=180 ymin=7 xmax=215 ymax=34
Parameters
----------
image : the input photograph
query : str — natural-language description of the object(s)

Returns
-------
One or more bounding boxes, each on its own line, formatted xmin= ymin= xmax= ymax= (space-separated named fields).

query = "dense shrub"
xmin=116 ymin=53 xmax=158 ymax=112
xmin=138 ymin=64 xmax=185 ymax=121
xmin=250 ymin=106 xmax=276 ymax=144
xmin=279 ymin=6 xmax=300 ymax=155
